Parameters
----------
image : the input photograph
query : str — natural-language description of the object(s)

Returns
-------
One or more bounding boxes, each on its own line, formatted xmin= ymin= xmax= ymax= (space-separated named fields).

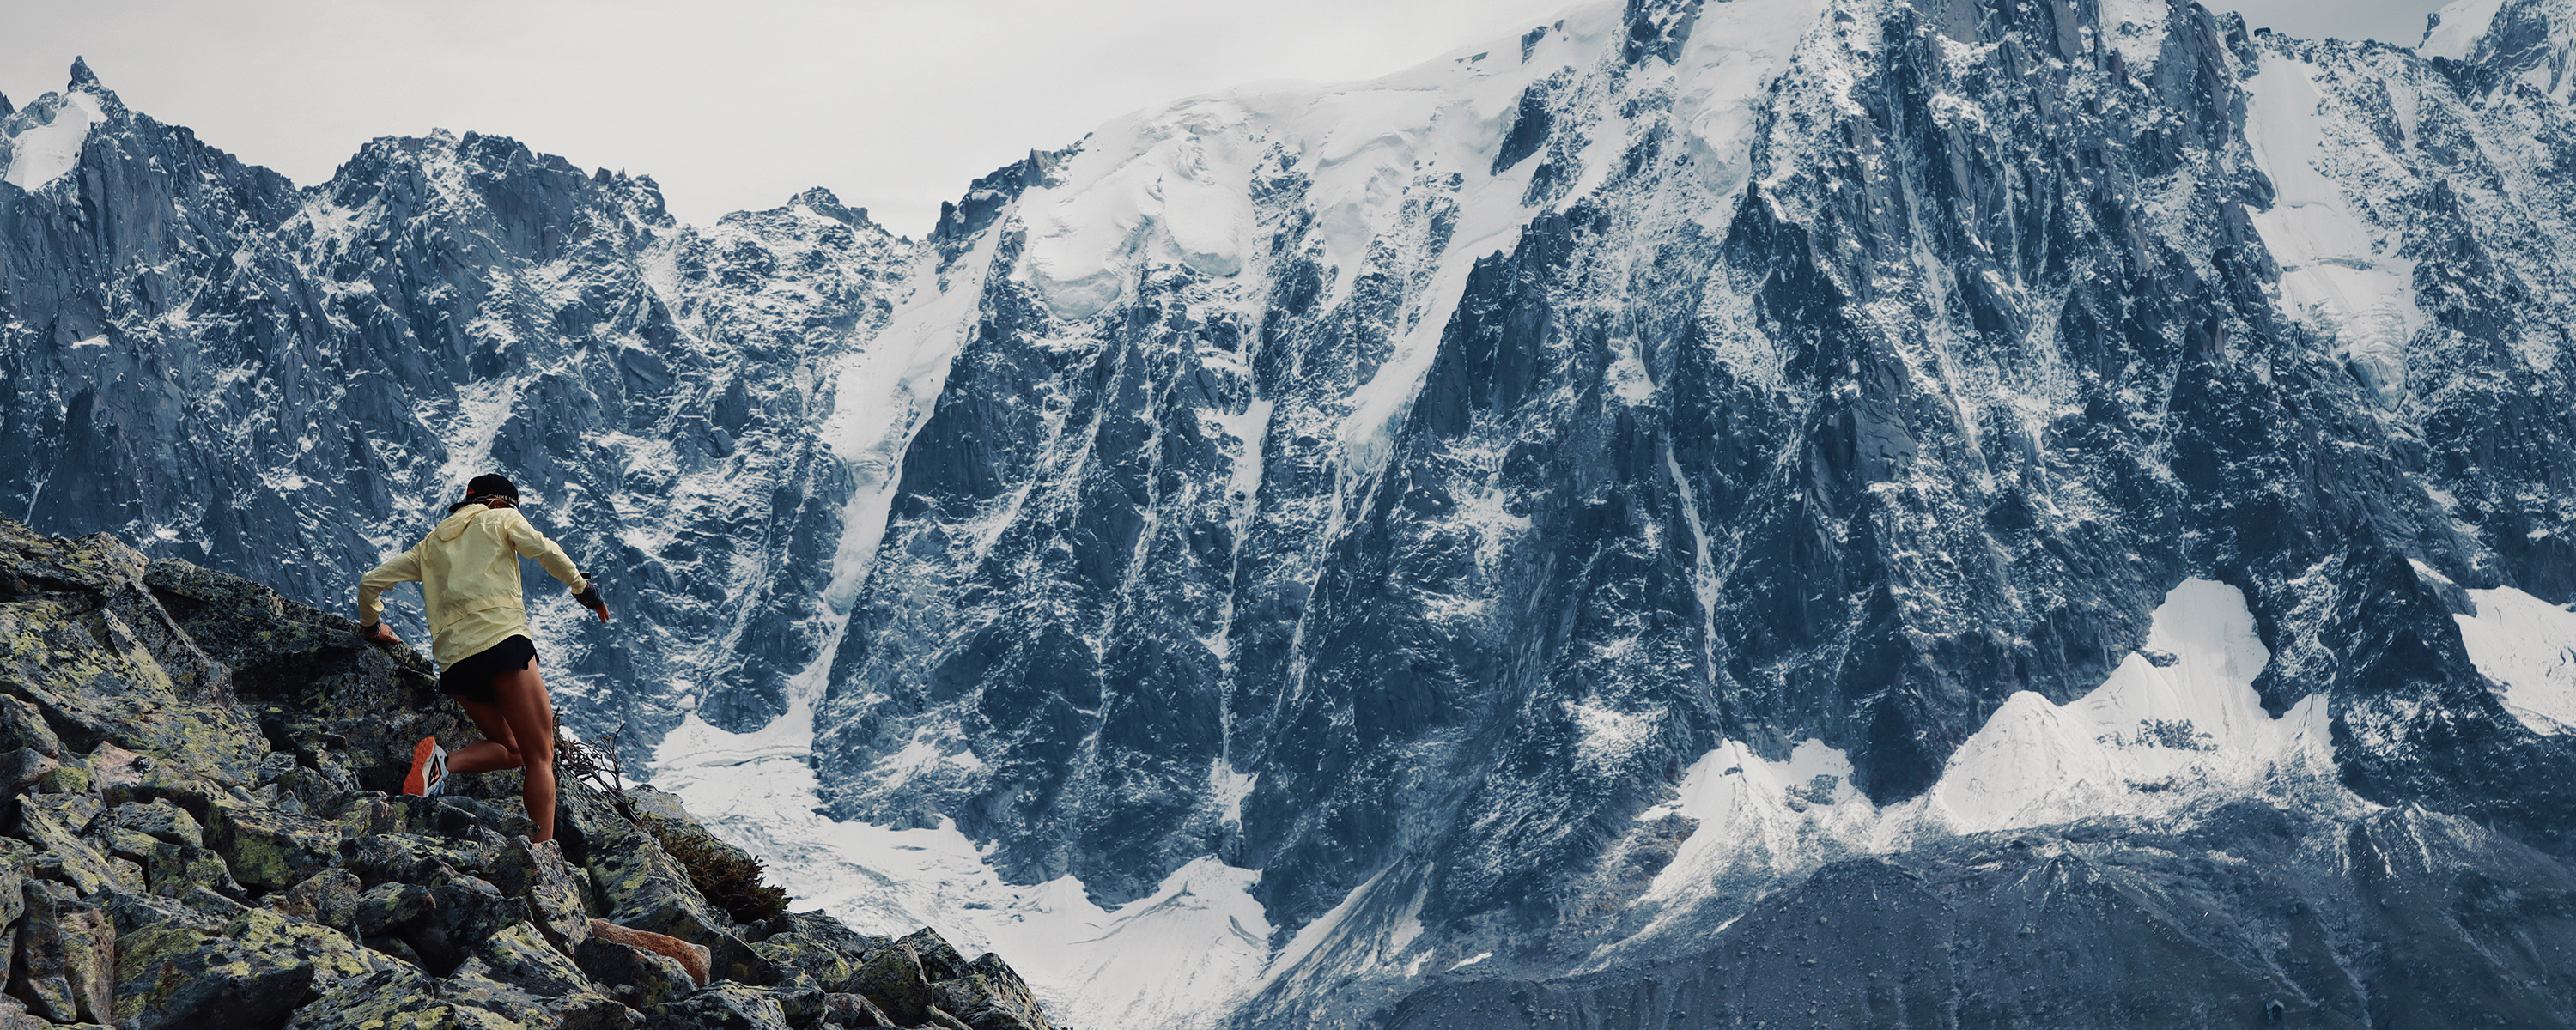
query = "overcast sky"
xmin=3 ymin=0 xmax=2449 ymax=234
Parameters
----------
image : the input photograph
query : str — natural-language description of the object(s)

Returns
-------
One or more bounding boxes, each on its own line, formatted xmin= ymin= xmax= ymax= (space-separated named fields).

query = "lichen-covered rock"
xmin=144 ymin=840 xmax=243 ymax=899
xmin=548 ymin=995 xmax=646 ymax=1030
xmin=346 ymin=830 xmax=491 ymax=885
xmin=270 ymin=867 xmax=362 ymax=930
xmin=0 ymin=695 xmax=63 ymax=759
xmin=0 ymin=850 xmax=22 ymax=961
xmin=278 ymin=965 xmax=434 ymax=1029
xmin=16 ymin=879 xmax=114 ymax=1023
xmin=212 ymin=799 xmax=344 ymax=892
xmin=350 ymin=865 xmax=532 ymax=975
xmin=18 ymin=788 xmax=100 ymax=835
xmin=753 ymin=917 xmax=893 ymax=998
xmin=820 ymin=992 xmax=900 ymax=1028
xmin=0 ymin=748 xmax=57 ymax=796
xmin=112 ymin=901 xmax=384 ymax=1029
xmin=580 ymin=808 xmax=727 ymax=944
xmin=0 ymin=996 xmax=46 ymax=1030
xmin=109 ymin=798 xmax=204 ymax=849
xmin=17 ymin=793 xmax=131 ymax=895
xmin=927 ymin=954 xmax=1052 ymax=1030
xmin=282 ymin=964 xmax=526 ymax=1030
xmin=438 ymin=964 xmax=558 ymax=1028
xmin=470 ymin=921 xmax=591 ymax=997
xmin=0 ymin=554 xmax=264 ymax=784
xmin=844 ymin=942 xmax=936 ymax=1026
xmin=707 ymin=928 xmax=783 ymax=987
xmin=588 ymin=918 xmax=711 ymax=984
xmin=490 ymin=836 xmax=591 ymax=953
xmin=574 ymin=934 xmax=699 ymax=1010
xmin=354 ymin=881 xmax=436 ymax=940
xmin=647 ymin=983 xmax=795 ymax=1030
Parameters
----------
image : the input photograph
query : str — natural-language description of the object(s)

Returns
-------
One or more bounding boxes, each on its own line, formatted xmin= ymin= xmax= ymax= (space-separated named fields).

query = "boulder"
xmin=843 ymin=942 xmax=935 ymax=1026
xmin=331 ymin=793 xmax=403 ymax=838
xmin=211 ymin=800 xmax=344 ymax=892
xmin=708 ymin=928 xmax=784 ymax=986
xmin=344 ymin=829 xmax=489 ymax=886
xmin=15 ymin=879 xmax=114 ymax=1024
xmin=550 ymin=995 xmax=647 ymax=1030
xmin=898 ymin=928 xmax=966 ymax=980
xmin=96 ymin=760 xmax=228 ymax=828
xmin=17 ymin=796 xmax=131 ymax=895
xmin=490 ymin=836 xmax=591 ymax=953
xmin=0 ymin=840 xmax=23 ymax=942
xmin=0 ymin=996 xmax=47 ymax=1030
xmin=109 ymin=798 xmax=204 ymax=848
xmin=279 ymin=964 xmax=522 ymax=1030
xmin=111 ymin=900 xmax=382 ymax=1029
xmin=144 ymin=840 xmax=243 ymax=899
xmin=0 ymin=695 xmax=63 ymax=758
xmin=270 ymin=867 xmax=363 ymax=930
xmin=574 ymin=934 xmax=700 ymax=1011
xmin=750 ymin=912 xmax=888 ymax=993
xmin=437 ymin=964 xmax=556 ymax=1027
xmin=647 ymin=983 xmax=794 ymax=1030
xmin=820 ymin=992 xmax=900 ymax=1028
xmin=581 ymin=810 xmax=727 ymax=944
xmin=587 ymin=918 xmax=711 ymax=984
xmin=927 ymin=953 xmax=1054 ymax=1030
xmin=353 ymin=881 xmax=436 ymax=940
xmin=469 ymin=921 xmax=591 ymax=997
xmin=354 ymin=866 xmax=531 ymax=975
xmin=432 ymin=795 xmax=538 ymax=841
xmin=0 ymin=748 xmax=57 ymax=792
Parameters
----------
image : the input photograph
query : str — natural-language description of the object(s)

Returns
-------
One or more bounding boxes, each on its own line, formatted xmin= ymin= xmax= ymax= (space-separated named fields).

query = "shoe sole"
xmin=403 ymin=736 xmax=439 ymax=797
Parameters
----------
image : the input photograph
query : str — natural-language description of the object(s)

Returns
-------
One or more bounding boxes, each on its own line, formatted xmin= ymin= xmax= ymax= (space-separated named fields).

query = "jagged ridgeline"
xmin=0 ymin=58 xmax=904 ymax=755
xmin=0 ymin=517 xmax=1054 ymax=1029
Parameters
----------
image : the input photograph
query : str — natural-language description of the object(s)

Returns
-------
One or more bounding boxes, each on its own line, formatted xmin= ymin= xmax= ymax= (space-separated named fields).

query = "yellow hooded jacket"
xmin=358 ymin=505 xmax=588 ymax=670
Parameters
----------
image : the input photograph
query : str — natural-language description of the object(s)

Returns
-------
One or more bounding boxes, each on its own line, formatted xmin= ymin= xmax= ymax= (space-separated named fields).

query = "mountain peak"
xmin=68 ymin=56 xmax=99 ymax=88
xmin=790 ymin=185 xmax=874 ymax=228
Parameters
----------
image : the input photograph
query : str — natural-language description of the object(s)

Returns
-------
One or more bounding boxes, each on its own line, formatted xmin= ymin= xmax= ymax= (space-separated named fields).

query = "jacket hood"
xmin=433 ymin=505 xmax=493 ymax=542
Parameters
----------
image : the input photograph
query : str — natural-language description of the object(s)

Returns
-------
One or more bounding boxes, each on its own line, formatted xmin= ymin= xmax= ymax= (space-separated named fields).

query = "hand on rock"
xmin=362 ymin=622 xmax=400 ymax=645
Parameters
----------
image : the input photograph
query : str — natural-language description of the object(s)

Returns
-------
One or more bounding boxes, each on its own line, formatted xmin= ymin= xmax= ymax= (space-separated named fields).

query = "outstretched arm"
xmin=502 ymin=511 xmax=610 ymax=621
xmin=358 ymin=549 xmax=421 ymax=642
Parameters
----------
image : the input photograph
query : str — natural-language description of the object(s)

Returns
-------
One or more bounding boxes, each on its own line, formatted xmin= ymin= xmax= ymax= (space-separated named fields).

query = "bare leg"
xmin=489 ymin=660 xmax=559 ymax=843
xmin=447 ymin=697 xmax=522 ymax=774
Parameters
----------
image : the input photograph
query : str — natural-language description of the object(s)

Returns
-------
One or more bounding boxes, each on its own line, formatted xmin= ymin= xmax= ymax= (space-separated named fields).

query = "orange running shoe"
xmin=402 ymin=736 xmax=447 ymax=797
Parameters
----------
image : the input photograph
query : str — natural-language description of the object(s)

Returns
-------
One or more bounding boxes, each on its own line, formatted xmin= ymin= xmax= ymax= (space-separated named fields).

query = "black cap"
xmin=465 ymin=474 xmax=519 ymax=500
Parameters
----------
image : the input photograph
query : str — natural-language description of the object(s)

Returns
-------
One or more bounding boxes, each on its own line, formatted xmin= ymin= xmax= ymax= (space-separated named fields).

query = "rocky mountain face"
xmin=12 ymin=0 xmax=2576 ymax=1027
xmin=0 ymin=65 xmax=906 ymax=751
xmin=797 ymin=0 xmax=2576 ymax=1024
xmin=0 ymin=514 xmax=1056 ymax=1029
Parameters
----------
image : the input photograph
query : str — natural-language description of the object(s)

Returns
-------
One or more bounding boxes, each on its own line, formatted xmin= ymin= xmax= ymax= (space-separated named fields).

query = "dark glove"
xmin=571 ymin=579 xmax=605 ymax=609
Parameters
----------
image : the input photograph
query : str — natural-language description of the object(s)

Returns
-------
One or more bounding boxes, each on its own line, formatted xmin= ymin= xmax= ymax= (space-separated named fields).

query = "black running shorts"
xmin=440 ymin=635 xmax=538 ymax=705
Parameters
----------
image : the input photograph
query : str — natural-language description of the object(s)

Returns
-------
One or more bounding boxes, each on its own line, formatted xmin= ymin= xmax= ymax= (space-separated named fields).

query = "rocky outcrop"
xmin=0 ymin=516 xmax=1057 ymax=1030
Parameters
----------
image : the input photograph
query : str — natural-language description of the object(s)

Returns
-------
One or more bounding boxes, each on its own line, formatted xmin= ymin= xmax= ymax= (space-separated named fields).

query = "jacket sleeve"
xmin=502 ymin=512 xmax=589 ymax=591
xmin=357 ymin=549 xmax=422 ymax=627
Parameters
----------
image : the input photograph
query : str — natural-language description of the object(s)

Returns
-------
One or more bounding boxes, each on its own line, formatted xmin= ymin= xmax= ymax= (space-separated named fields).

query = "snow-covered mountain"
xmin=12 ymin=0 xmax=2576 ymax=1026
xmin=0 ymin=64 xmax=907 ymax=745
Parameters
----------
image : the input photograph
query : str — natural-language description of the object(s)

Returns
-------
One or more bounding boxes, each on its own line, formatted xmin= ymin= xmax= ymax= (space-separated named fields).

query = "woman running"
xmin=356 ymin=473 xmax=607 ymax=842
